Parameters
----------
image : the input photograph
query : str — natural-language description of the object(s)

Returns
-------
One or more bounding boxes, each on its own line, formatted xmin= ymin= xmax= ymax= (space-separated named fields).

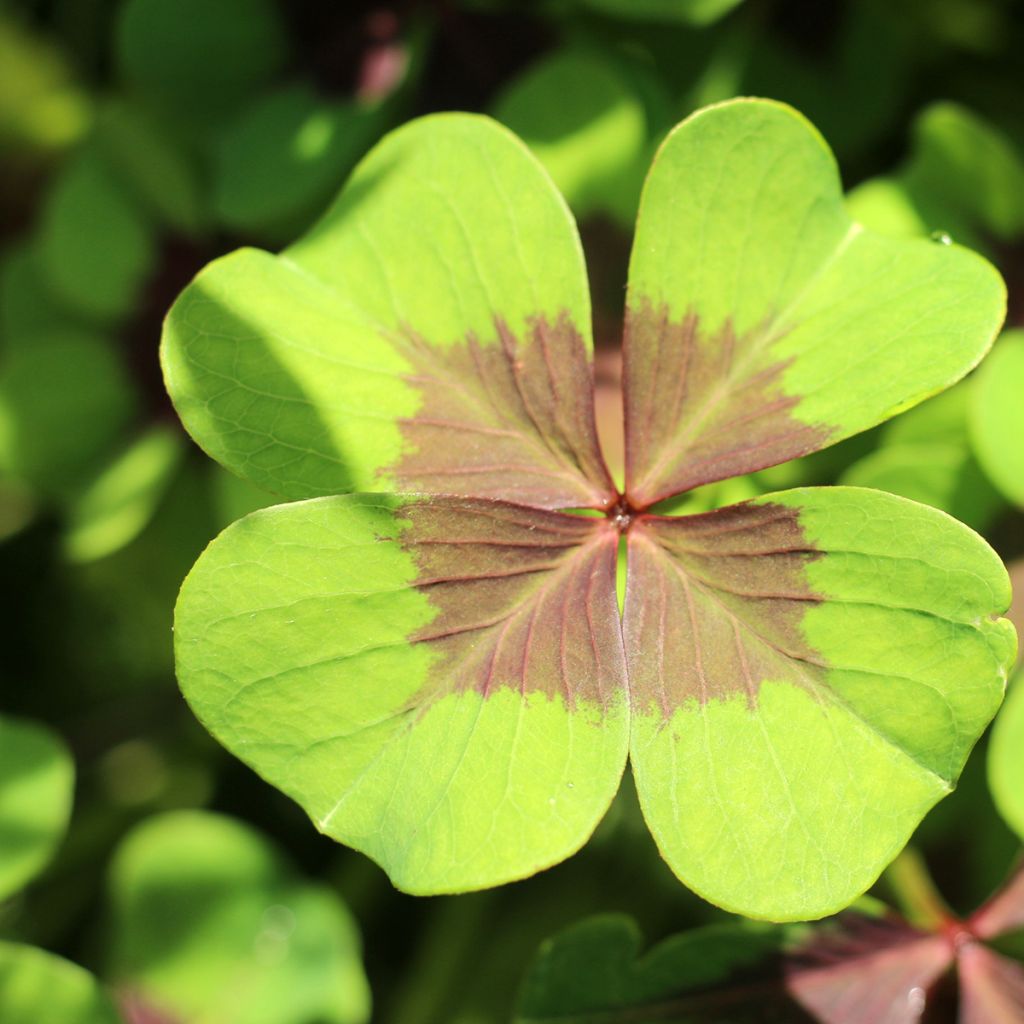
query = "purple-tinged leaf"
xmin=785 ymin=915 xmax=949 ymax=1023
xmin=958 ymin=942 xmax=1024 ymax=1024
xmin=970 ymin=863 xmax=1024 ymax=940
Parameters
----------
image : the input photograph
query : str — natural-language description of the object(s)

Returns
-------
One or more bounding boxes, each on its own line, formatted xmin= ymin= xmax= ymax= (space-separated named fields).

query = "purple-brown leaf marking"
xmin=623 ymin=501 xmax=823 ymax=713
xmin=971 ymin=860 xmax=1024 ymax=940
xmin=785 ymin=914 xmax=950 ymax=1024
xmin=396 ymin=498 xmax=626 ymax=709
xmin=958 ymin=943 xmax=1024 ymax=1024
xmin=622 ymin=302 xmax=831 ymax=508
xmin=394 ymin=314 xmax=617 ymax=510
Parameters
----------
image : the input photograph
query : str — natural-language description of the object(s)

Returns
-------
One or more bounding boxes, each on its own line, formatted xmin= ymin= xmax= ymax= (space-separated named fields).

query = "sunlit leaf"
xmin=625 ymin=487 xmax=1013 ymax=918
xmin=0 ymin=943 xmax=121 ymax=1024
xmin=106 ymin=810 xmax=371 ymax=1024
xmin=970 ymin=330 xmax=1024 ymax=507
xmin=840 ymin=444 xmax=1002 ymax=532
xmin=847 ymin=103 xmax=1024 ymax=249
xmin=213 ymin=83 xmax=391 ymax=243
xmin=163 ymin=114 xmax=615 ymax=509
xmin=0 ymin=14 xmax=90 ymax=157
xmin=623 ymin=100 xmax=1005 ymax=508
xmin=64 ymin=426 xmax=184 ymax=563
xmin=0 ymin=715 xmax=73 ymax=901
xmin=167 ymin=102 xmax=1013 ymax=920
xmin=573 ymin=0 xmax=746 ymax=26
xmin=175 ymin=496 xmax=628 ymax=892
xmin=989 ymin=671 xmax=1024 ymax=841
xmin=493 ymin=48 xmax=650 ymax=225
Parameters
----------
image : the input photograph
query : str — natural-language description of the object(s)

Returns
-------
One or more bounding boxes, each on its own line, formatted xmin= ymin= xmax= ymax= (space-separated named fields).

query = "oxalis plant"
xmin=162 ymin=98 xmax=1016 ymax=922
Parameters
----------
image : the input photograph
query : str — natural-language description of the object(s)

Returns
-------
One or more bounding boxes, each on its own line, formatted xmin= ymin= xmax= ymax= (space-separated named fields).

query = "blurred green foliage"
xmin=0 ymin=0 xmax=1022 ymax=1020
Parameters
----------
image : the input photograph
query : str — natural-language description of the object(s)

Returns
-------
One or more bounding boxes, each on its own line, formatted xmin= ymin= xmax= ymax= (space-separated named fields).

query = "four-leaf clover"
xmin=163 ymin=99 xmax=1015 ymax=921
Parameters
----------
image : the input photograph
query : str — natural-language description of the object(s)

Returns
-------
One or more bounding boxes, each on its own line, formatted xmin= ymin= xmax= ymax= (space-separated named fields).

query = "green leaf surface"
xmin=516 ymin=914 xmax=791 ymax=1023
xmin=107 ymin=810 xmax=370 ymax=1024
xmin=573 ymin=0 xmax=745 ymax=25
xmin=209 ymin=465 xmax=276 ymax=528
xmin=0 ymin=245 xmax=79 ymax=346
xmin=624 ymin=487 xmax=1014 ymax=919
xmin=174 ymin=495 xmax=628 ymax=893
xmin=623 ymin=99 xmax=1005 ymax=508
xmin=0 ymin=715 xmax=74 ymax=901
xmin=989 ymin=671 xmax=1024 ymax=841
xmin=35 ymin=146 xmax=155 ymax=322
xmin=64 ymin=426 xmax=184 ymax=563
xmin=0 ymin=944 xmax=121 ymax=1024
xmin=0 ymin=330 xmax=137 ymax=499
xmin=970 ymin=331 xmax=1024 ymax=506
xmin=167 ymin=103 xmax=1015 ymax=920
xmin=492 ymin=48 xmax=649 ymax=225
xmin=847 ymin=103 xmax=1024 ymax=248
xmin=95 ymin=97 xmax=208 ymax=236
xmin=0 ymin=14 xmax=90 ymax=157
xmin=840 ymin=442 xmax=1002 ymax=532
xmin=163 ymin=113 xmax=615 ymax=509
xmin=115 ymin=0 xmax=287 ymax=131
xmin=213 ymin=83 xmax=389 ymax=243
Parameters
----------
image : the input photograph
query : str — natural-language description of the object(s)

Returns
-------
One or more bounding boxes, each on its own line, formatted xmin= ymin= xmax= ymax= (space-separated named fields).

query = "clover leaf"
xmin=106 ymin=811 xmax=370 ymax=1024
xmin=0 ymin=944 xmax=121 ymax=1024
xmin=516 ymin=862 xmax=1024 ymax=1023
xmin=0 ymin=714 xmax=74 ymax=901
xmin=989 ymin=668 xmax=1024 ymax=841
xmin=164 ymin=99 xmax=1015 ymax=921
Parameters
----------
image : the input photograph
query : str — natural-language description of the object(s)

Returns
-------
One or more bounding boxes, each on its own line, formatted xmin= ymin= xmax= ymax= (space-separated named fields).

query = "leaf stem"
xmin=884 ymin=848 xmax=956 ymax=932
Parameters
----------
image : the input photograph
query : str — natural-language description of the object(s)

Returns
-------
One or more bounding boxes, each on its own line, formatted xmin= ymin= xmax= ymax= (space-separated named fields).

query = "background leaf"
xmin=0 ymin=943 xmax=121 ymax=1024
xmin=106 ymin=810 xmax=370 ymax=1024
xmin=989 ymin=669 xmax=1024 ymax=841
xmin=970 ymin=330 xmax=1024 ymax=507
xmin=0 ymin=714 xmax=73 ymax=901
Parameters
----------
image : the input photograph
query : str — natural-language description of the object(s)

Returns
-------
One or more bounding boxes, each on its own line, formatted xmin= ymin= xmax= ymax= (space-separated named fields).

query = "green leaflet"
xmin=970 ymin=331 xmax=1024 ymax=507
xmin=115 ymin=0 xmax=287 ymax=132
xmin=167 ymin=102 xmax=1014 ymax=920
xmin=63 ymin=426 xmax=184 ymax=563
xmin=34 ymin=146 xmax=155 ymax=322
xmin=163 ymin=113 xmax=613 ymax=509
xmin=175 ymin=496 xmax=628 ymax=893
xmin=625 ymin=487 xmax=1013 ymax=919
xmin=213 ymin=83 xmax=388 ymax=242
xmin=840 ymin=382 xmax=1004 ymax=531
xmin=574 ymin=0 xmax=746 ymax=24
xmin=847 ymin=103 xmax=1024 ymax=250
xmin=0 ymin=715 xmax=74 ymax=900
xmin=623 ymin=99 xmax=1005 ymax=506
xmin=492 ymin=48 xmax=651 ymax=226
xmin=515 ymin=914 xmax=788 ymax=1023
xmin=989 ymin=670 xmax=1024 ymax=842
xmin=0 ymin=329 xmax=137 ymax=500
xmin=106 ymin=810 xmax=370 ymax=1024
xmin=0 ymin=944 xmax=121 ymax=1024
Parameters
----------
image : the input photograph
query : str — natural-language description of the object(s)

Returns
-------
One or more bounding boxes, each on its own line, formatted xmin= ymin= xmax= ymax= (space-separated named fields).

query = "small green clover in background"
xmin=163 ymin=99 xmax=1016 ymax=922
